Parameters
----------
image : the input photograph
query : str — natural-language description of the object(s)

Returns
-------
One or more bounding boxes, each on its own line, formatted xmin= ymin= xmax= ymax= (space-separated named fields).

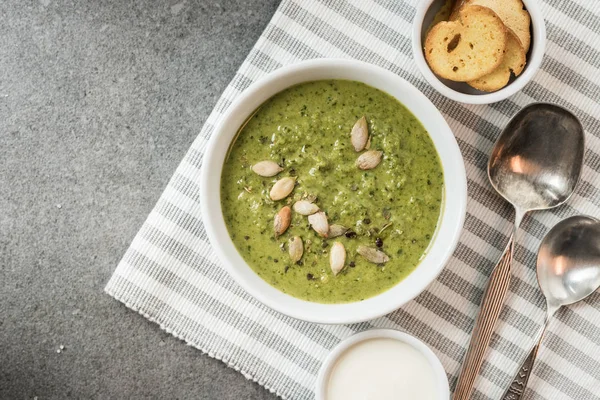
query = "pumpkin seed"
xmin=288 ymin=236 xmax=303 ymax=263
xmin=351 ymin=116 xmax=369 ymax=152
xmin=308 ymin=211 xmax=329 ymax=237
xmin=270 ymin=177 xmax=296 ymax=201
xmin=356 ymin=150 xmax=383 ymax=170
xmin=274 ymin=206 xmax=291 ymax=237
xmin=252 ymin=160 xmax=283 ymax=177
xmin=328 ymin=224 xmax=348 ymax=238
xmin=357 ymin=245 xmax=390 ymax=264
xmin=330 ymin=242 xmax=346 ymax=275
xmin=293 ymin=200 xmax=320 ymax=215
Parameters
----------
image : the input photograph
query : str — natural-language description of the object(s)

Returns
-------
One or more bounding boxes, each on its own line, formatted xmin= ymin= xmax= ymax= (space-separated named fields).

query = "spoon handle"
xmin=453 ymin=236 xmax=515 ymax=400
xmin=502 ymin=345 xmax=539 ymax=400
xmin=502 ymin=313 xmax=554 ymax=399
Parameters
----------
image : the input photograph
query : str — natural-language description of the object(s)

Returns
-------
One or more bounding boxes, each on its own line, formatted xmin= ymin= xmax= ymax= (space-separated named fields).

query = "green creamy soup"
xmin=220 ymin=80 xmax=443 ymax=303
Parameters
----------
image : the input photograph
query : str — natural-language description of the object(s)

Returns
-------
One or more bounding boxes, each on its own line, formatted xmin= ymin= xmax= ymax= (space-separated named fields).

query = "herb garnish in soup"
xmin=220 ymin=80 xmax=443 ymax=303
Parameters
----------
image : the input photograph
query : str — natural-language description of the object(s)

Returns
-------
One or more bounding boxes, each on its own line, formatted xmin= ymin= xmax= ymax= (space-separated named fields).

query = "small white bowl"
xmin=200 ymin=59 xmax=467 ymax=324
xmin=412 ymin=0 xmax=546 ymax=104
xmin=315 ymin=329 xmax=450 ymax=400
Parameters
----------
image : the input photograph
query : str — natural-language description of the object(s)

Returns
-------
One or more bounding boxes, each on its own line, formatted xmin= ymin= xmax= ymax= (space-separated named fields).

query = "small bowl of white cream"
xmin=316 ymin=329 xmax=450 ymax=400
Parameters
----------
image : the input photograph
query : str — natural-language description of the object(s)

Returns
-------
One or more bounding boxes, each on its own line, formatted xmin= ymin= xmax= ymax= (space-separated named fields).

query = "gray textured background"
xmin=0 ymin=0 xmax=281 ymax=398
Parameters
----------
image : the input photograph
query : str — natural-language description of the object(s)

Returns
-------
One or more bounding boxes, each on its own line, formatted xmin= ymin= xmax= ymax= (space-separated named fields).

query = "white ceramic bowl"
xmin=200 ymin=59 xmax=467 ymax=324
xmin=412 ymin=0 xmax=546 ymax=104
xmin=315 ymin=329 xmax=450 ymax=400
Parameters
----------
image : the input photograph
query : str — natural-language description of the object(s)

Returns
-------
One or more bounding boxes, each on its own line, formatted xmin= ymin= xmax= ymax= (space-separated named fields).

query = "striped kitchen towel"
xmin=105 ymin=1 xmax=600 ymax=399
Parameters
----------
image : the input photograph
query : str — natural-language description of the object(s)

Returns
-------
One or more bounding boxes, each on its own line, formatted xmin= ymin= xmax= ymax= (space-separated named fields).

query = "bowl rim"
xmin=200 ymin=58 xmax=467 ymax=324
xmin=411 ymin=0 xmax=547 ymax=104
xmin=314 ymin=328 xmax=450 ymax=400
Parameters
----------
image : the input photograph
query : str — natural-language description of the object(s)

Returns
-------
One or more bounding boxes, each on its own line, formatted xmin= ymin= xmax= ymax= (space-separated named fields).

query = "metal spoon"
xmin=453 ymin=103 xmax=584 ymax=400
xmin=503 ymin=215 xmax=600 ymax=399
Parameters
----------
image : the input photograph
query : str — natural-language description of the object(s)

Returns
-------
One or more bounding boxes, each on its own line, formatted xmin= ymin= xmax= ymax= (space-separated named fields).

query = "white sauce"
xmin=326 ymin=338 xmax=439 ymax=400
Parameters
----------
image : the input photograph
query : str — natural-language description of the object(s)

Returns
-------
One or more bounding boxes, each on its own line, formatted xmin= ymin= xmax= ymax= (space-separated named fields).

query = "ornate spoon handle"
xmin=502 ymin=311 xmax=555 ymax=400
xmin=502 ymin=346 xmax=538 ymax=400
xmin=453 ymin=236 xmax=515 ymax=400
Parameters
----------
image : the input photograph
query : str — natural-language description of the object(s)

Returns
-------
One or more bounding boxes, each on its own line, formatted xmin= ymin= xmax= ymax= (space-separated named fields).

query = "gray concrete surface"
xmin=0 ymin=0 xmax=281 ymax=398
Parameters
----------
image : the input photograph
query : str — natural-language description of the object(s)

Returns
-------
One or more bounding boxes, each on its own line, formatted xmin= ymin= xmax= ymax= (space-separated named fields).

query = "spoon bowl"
xmin=537 ymin=216 xmax=600 ymax=309
xmin=488 ymin=103 xmax=585 ymax=212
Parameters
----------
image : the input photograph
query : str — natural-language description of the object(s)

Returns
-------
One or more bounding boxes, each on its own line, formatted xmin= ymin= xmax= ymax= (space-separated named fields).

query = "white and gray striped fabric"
xmin=105 ymin=1 xmax=600 ymax=398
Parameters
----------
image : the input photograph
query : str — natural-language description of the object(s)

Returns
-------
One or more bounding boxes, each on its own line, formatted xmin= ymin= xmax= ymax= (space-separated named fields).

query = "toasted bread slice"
xmin=468 ymin=28 xmax=526 ymax=91
xmin=431 ymin=0 xmax=454 ymax=29
xmin=425 ymin=5 xmax=507 ymax=82
xmin=464 ymin=0 xmax=531 ymax=52
xmin=449 ymin=0 xmax=468 ymax=19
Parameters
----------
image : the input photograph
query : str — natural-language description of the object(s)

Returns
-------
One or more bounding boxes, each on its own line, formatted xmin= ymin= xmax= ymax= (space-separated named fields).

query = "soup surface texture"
xmin=221 ymin=80 xmax=443 ymax=303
